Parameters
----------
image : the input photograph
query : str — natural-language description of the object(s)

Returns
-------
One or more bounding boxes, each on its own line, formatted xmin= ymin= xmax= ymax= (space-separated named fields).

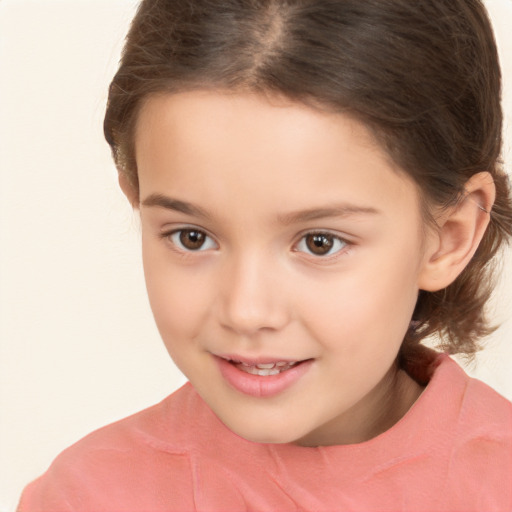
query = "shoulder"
xmin=437 ymin=354 xmax=512 ymax=438
xmin=17 ymin=384 xmax=205 ymax=512
xmin=433 ymin=354 xmax=512 ymax=509
xmin=406 ymin=348 xmax=512 ymax=438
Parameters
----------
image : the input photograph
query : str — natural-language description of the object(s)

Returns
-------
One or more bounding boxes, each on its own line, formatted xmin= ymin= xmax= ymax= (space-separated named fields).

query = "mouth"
xmin=215 ymin=355 xmax=313 ymax=397
xmin=227 ymin=359 xmax=301 ymax=376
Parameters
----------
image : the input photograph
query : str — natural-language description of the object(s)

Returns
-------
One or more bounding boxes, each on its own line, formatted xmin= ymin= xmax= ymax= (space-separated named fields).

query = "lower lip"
xmin=216 ymin=357 xmax=313 ymax=398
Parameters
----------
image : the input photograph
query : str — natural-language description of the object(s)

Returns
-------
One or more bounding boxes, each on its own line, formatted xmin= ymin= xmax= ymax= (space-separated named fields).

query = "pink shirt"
xmin=18 ymin=354 xmax=512 ymax=511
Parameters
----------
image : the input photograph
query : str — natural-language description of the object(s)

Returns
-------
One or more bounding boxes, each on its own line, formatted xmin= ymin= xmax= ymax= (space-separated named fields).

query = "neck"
xmin=296 ymin=362 xmax=425 ymax=447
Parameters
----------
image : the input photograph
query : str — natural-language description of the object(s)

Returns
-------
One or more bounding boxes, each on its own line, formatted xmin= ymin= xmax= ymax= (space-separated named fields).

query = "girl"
xmin=18 ymin=0 xmax=512 ymax=510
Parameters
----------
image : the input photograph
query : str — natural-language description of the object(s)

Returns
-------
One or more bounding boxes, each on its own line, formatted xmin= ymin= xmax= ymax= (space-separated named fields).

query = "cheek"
xmin=297 ymin=247 xmax=420 ymax=353
xmin=141 ymin=241 xmax=212 ymax=343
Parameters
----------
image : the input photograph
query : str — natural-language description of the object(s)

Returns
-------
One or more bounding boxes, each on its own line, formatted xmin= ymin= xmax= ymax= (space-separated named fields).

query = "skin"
xmin=128 ymin=90 xmax=492 ymax=447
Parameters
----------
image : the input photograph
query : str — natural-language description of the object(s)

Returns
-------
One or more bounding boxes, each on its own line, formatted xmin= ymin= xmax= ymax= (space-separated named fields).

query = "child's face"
xmin=134 ymin=91 xmax=431 ymax=446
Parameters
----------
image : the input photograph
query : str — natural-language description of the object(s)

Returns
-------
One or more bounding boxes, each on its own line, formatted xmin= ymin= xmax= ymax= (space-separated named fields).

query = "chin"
xmin=220 ymin=417 xmax=304 ymax=445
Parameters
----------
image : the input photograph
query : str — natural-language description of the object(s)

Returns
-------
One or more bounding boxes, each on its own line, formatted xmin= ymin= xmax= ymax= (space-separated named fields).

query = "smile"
xmin=233 ymin=360 xmax=298 ymax=376
xmin=215 ymin=355 xmax=313 ymax=397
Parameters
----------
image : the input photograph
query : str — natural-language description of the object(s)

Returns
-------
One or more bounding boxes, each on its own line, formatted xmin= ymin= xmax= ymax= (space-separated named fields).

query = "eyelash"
xmin=160 ymin=228 xmax=351 ymax=258
xmin=294 ymin=231 xmax=349 ymax=258
xmin=162 ymin=228 xmax=218 ymax=252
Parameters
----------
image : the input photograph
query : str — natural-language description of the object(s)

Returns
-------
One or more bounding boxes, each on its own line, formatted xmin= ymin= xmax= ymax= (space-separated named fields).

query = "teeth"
xmin=255 ymin=363 xmax=276 ymax=369
xmin=244 ymin=366 xmax=281 ymax=376
xmin=235 ymin=360 xmax=298 ymax=376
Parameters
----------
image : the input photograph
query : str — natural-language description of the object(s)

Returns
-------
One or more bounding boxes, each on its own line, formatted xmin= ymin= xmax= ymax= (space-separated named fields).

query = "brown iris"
xmin=305 ymin=233 xmax=335 ymax=255
xmin=179 ymin=230 xmax=206 ymax=250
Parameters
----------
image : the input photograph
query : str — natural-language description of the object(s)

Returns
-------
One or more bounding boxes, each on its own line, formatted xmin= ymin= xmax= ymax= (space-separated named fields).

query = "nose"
xmin=217 ymin=251 xmax=290 ymax=336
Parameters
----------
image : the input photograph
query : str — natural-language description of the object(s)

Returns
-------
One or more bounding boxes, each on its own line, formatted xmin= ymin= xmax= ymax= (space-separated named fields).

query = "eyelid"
xmin=293 ymin=230 xmax=352 ymax=258
xmin=160 ymin=226 xmax=219 ymax=252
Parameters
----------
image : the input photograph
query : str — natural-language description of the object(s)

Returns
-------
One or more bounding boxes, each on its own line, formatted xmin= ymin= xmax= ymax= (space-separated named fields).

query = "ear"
xmin=118 ymin=172 xmax=140 ymax=208
xmin=418 ymin=172 xmax=496 ymax=292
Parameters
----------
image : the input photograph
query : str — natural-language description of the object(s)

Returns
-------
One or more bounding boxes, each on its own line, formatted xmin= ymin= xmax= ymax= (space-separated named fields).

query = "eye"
xmin=168 ymin=229 xmax=217 ymax=252
xmin=295 ymin=232 xmax=347 ymax=256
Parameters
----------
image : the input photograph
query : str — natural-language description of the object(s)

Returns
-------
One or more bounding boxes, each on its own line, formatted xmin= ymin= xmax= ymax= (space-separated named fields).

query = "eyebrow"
xmin=141 ymin=194 xmax=211 ymax=219
xmin=277 ymin=204 xmax=381 ymax=225
xmin=142 ymin=193 xmax=381 ymax=225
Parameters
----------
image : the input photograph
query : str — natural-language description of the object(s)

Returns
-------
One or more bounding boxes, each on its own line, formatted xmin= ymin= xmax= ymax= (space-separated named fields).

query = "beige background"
xmin=0 ymin=0 xmax=511 ymax=510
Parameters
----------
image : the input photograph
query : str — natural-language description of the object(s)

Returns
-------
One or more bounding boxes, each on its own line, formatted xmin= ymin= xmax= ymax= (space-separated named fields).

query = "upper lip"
xmin=215 ymin=353 xmax=306 ymax=365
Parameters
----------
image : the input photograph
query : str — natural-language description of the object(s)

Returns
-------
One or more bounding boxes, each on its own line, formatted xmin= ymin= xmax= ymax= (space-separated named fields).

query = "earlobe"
xmin=418 ymin=172 xmax=496 ymax=292
xmin=118 ymin=172 xmax=140 ymax=208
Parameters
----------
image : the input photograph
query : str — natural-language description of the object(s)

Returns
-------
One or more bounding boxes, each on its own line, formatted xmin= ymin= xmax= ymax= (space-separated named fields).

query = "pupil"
xmin=307 ymin=234 xmax=333 ymax=255
xmin=180 ymin=230 xmax=205 ymax=250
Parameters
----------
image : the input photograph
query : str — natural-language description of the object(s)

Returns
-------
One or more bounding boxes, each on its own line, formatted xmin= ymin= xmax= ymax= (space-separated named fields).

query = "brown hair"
xmin=104 ymin=0 xmax=512 ymax=358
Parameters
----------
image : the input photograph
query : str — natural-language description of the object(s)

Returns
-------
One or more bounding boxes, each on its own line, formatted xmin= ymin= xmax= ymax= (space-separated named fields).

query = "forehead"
xmin=135 ymin=90 xmax=379 ymax=154
xmin=134 ymin=90 xmax=421 ymax=219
